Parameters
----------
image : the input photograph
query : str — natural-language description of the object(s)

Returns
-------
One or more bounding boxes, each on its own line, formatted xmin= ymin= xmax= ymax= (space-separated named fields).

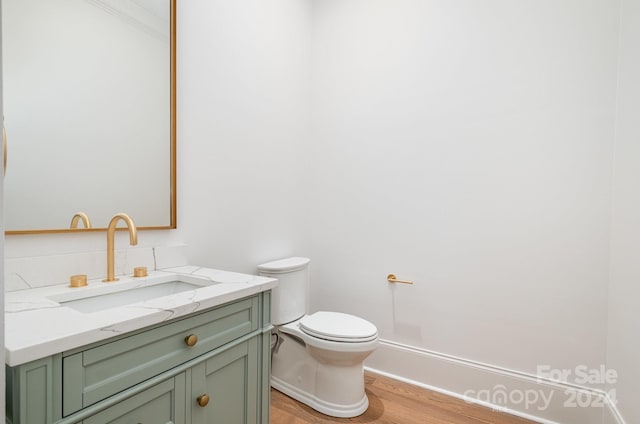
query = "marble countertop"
xmin=4 ymin=266 xmax=278 ymax=367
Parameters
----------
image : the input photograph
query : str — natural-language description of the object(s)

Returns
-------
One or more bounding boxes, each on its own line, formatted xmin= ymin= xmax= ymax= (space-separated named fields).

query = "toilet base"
xmin=271 ymin=328 xmax=376 ymax=418
xmin=271 ymin=375 xmax=369 ymax=418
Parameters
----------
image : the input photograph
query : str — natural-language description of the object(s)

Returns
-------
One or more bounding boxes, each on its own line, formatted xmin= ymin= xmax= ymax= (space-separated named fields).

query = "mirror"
xmin=2 ymin=0 xmax=176 ymax=234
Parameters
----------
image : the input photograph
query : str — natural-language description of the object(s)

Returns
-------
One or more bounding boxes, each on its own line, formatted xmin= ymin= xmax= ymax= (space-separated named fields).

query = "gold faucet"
xmin=103 ymin=213 xmax=138 ymax=282
xmin=70 ymin=212 xmax=92 ymax=229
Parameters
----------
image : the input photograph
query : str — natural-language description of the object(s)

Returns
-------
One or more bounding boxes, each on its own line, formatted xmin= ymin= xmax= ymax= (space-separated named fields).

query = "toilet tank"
xmin=257 ymin=257 xmax=310 ymax=325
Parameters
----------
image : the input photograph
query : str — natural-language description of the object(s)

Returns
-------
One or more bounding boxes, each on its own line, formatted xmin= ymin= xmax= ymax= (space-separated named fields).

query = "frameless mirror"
xmin=2 ymin=0 xmax=176 ymax=234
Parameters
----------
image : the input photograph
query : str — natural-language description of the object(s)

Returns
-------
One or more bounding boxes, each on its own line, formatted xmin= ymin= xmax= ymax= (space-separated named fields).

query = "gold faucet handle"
xmin=69 ymin=275 xmax=88 ymax=288
xmin=133 ymin=267 xmax=148 ymax=277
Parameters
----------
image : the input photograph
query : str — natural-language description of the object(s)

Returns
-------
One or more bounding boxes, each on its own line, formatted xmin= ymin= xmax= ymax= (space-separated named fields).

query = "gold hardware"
xmin=103 ymin=213 xmax=138 ymax=283
xmin=170 ymin=0 xmax=177 ymax=231
xmin=133 ymin=266 xmax=148 ymax=278
xmin=197 ymin=394 xmax=210 ymax=408
xmin=69 ymin=274 xmax=88 ymax=288
xmin=185 ymin=334 xmax=198 ymax=347
xmin=70 ymin=212 xmax=92 ymax=229
xmin=3 ymin=125 xmax=6 ymax=177
xmin=387 ymin=274 xmax=414 ymax=285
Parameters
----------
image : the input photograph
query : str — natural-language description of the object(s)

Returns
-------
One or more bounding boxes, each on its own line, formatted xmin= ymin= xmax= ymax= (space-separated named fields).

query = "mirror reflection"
xmin=2 ymin=0 xmax=175 ymax=234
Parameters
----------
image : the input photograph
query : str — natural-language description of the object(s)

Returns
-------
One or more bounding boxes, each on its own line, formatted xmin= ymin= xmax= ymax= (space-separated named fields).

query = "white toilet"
xmin=257 ymin=257 xmax=378 ymax=418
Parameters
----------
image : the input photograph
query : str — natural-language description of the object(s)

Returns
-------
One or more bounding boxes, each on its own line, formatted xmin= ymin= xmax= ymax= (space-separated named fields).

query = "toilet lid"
xmin=299 ymin=311 xmax=378 ymax=342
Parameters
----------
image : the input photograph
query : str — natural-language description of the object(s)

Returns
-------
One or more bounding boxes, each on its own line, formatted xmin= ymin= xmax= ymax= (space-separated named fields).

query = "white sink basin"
xmin=48 ymin=274 xmax=215 ymax=313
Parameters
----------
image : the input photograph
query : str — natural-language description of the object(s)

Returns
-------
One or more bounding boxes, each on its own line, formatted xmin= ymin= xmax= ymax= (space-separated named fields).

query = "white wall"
xmin=177 ymin=0 xmax=312 ymax=274
xmin=607 ymin=0 xmax=640 ymax=422
xmin=309 ymin=0 xmax=619 ymax=385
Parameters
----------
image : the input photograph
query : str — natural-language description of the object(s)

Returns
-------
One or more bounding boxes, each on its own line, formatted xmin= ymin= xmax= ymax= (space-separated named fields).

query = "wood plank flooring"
xmin=270 ymin=372 xmax=537 ymax=424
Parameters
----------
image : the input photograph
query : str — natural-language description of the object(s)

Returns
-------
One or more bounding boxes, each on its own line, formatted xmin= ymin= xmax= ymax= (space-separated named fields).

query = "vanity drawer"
xmin=62 ymin=295 xmax=259 ymax=416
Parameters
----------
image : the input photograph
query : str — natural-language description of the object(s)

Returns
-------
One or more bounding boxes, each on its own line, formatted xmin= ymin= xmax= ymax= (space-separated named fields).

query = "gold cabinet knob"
xmin=185 ymin=334 xmax=198 ymax=347
xmin=197 ymin=394 xmax=210 ymax=407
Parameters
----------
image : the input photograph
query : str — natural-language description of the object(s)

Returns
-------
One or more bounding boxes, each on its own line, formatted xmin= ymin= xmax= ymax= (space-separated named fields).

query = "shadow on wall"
xmin=391 ymin=283 xmax=424 ymax=344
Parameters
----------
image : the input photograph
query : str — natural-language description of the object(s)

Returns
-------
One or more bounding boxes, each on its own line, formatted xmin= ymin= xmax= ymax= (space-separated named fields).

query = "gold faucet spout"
xmin=70 ymin=212 xmax=92 ymax=229
xmin=103 ymin=213 xmax=138 ymax=282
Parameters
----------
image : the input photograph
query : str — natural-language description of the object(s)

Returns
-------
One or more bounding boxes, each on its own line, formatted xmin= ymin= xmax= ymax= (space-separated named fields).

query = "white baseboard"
xmin=365 ymin=339 xmax=626 ymax=424
xmin=603 ymin=393 xmax=626 ymax=424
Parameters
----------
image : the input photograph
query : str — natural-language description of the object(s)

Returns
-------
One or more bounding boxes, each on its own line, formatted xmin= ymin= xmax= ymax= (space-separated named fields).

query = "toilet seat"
xmin=299 ymin=311 xmax=378 ymax=343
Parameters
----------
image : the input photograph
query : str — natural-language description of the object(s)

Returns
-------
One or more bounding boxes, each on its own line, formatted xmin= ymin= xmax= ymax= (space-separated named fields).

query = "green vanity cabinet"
xmin=6 ymin=291 xmax=272 ymax=424
xmin=82 ymin=374 xmax=186 ymax=424
xmin=191 ymin=337 xmax=258 ymax=424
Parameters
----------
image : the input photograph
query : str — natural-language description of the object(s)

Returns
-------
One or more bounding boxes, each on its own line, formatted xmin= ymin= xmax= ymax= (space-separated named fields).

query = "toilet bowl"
xmin=258 ymin=257 xmax=378 ymax=418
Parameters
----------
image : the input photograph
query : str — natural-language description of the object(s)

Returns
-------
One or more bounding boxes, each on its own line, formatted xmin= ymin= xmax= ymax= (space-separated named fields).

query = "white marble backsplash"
xmin=4 ymin=244 xmax=189 ymax=292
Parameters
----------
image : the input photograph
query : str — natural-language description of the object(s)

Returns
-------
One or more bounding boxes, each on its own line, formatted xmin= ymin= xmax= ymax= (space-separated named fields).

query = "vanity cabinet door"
xmin=81 ymin=374 xmax=186 ymax=424
xmin=5 ymin=355 xmax=59 ymax=424
xmin=191 ymin=337 xmax=259 ymax=424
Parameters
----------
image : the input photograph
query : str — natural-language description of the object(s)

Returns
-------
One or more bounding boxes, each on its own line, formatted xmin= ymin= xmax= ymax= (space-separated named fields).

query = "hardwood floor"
xmin=270 ymin=372 xmax=537 ymax=424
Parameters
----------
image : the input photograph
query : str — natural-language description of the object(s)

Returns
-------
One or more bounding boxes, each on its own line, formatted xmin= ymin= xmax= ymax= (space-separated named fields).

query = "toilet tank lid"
xmin=257 ymin=257 xmax=310 ymax=273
